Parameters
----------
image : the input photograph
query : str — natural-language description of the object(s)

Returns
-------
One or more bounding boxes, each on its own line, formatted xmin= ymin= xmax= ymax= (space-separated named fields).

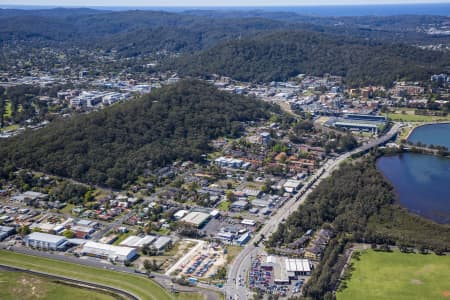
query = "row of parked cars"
xmin=248 ymin=256 xmax=290 ymax=297
xmin=196 ymin=258 xmax=216 ymax=277
xmin=185 ymin=253 xmax=218 ymax=277
xmin=185 ymin=254 xmax=207 ymax=275
xmin=292 ymin=278 xmax=305 ymax=294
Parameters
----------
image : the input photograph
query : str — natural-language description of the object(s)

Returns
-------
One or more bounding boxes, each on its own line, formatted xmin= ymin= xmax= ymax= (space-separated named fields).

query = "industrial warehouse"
xmin=81 ymin=241 xmax=137 ymax=262
xmin=261 ymin=256 xmax=312 ymax=284
xmin=119 ymin=235 xmax=157 ymax=248
xmin=181 ymin=211 xmax=211 ymax=228
xmin=24 ymin=232 xmax=69 ymax=250
xmin=250 ymin=254 xmax=313 ymax=296
xmin=0 ymin=225 xmax=15 ymax=241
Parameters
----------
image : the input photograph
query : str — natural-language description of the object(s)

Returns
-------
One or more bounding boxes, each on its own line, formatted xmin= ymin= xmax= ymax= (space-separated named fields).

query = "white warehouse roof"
xmin=82 ymin=241 xmax=136 ymax=260
xmin=174 ymin=210 xmax=189 ymax=220
xmin=241 ymin=219 xmax=256 ymax=226
xmin=283 ymin=179 xmax=302 ymax=188
xmin=181 ymin=211 xmax=210 ymax=226
xmin=285 ymin=258 xmax=311 ymax=273
xmin=153 ymin=236 xmax=172 ymax=250
xmin=26 ymin=232 xmax=67 ymax=244
xmin=119 ymin=235 xmax=157 ymax=248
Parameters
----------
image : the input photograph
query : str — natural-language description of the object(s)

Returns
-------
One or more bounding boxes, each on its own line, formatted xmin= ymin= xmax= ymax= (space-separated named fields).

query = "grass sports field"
xmin=0 ymin=270 xmax=116 ymax=300
xmin=388 ymin=113 xmax=450 ymax=122
xmin=0 ymin=250 xmax=202 ymax=300
xmin=337 ymin=250 xmax=450 ymax=300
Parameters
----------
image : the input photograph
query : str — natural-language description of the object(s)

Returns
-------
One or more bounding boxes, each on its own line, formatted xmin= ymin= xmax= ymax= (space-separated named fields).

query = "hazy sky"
xmin=1 ymin=0 xmax=449 ymax=7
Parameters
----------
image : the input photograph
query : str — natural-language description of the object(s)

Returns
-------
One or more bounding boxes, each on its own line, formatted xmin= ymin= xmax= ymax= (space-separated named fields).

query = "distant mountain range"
xmin=0 ymin=8 xmax=448 ymax=86
xmin=0 ymin=8 xmax=448 ymax=48
xmin=1 ymin=3 xmax=449 ymax=16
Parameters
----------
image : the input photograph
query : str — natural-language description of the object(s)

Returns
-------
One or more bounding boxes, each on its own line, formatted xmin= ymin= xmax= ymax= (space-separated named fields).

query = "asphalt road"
xmin=225 ymin=123 xmax=401 ymax=300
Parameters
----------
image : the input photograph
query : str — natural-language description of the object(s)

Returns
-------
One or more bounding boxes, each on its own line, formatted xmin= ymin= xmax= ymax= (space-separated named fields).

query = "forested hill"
xmin=0 ymin=80 xmax=276 ymax=189
xmin=0 ymin=10 xmax=287 ymax=54
xmin=168 ymin=30 xmax=450 ymax=87
xmin=1 ymin=9 xmax=448 ymax=56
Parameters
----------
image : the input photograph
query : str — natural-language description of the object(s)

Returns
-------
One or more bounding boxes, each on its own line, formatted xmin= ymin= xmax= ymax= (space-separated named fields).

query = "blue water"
xmin=408 ymin=123 xmax=450 ymax=149
xmin=377 ymin=153 xmax=450 ymax=224
xmin=1 ymin=3 xmax=450 ymax=16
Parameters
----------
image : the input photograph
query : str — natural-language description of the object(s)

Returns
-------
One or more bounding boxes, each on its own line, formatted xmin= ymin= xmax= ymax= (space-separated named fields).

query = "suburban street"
xmin=225 ymin=123 xmax=401 ymax=300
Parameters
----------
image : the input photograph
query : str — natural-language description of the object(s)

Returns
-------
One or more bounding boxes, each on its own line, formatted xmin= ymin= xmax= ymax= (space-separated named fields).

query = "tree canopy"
xmin=168 ymin=30 xmax=450 ymax=87
xmin=0 ymin=80 xmax=276 ymax=188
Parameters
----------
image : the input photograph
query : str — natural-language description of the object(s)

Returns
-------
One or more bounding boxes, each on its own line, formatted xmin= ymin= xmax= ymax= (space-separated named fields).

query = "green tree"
xmin=226 ymin=190 xmax=236 ymax=202
xmin=63 ymin=230 xmax=75 ymax=239
xmin=143 ymin=259 xmax=152 ymax=272
xmin=18 ymin=225 xmax=31 ymax=236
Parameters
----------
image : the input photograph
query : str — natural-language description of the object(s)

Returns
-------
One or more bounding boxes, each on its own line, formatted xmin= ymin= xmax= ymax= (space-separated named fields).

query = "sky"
xmin=1 ymin=0 xmax=449 ymax=7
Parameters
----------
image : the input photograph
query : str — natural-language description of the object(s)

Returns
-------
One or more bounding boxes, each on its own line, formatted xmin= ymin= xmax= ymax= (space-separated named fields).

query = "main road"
xmin=225 ymin=123 xmax=401 ymax=300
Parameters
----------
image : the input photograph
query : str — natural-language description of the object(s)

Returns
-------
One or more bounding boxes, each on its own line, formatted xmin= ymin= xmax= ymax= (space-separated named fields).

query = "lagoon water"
xmin=407 ymin=123 xmax=450 ymax=149
xmin=377 ymin=153 xmax=450 ymax=224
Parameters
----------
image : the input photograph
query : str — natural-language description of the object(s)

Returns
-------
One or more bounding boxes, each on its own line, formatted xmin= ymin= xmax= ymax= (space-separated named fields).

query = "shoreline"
xmin=376 ymin=153 xmax=450 ymax=225
xmin=403 ymin=121 xmax=450 ymax=142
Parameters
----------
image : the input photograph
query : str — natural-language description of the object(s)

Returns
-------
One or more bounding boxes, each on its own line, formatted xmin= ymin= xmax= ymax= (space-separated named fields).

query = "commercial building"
xmin=215 ymin=231 xmax=235 ymax=242
xmin=25 ymin=232 xmax=68 ymax=250
xmin=393 ymin=85 xmax=424 ymax=97
xmin=285 ymin=258 xmax=312 ymax=276
xmin=260 ymin=132 xmax=271 ymax=144
xmin=326 ymin=113 xmax=387 ymax=134
xmin=76 ymin=219 xmax=98 ymax=227
xmin=11 ymin=191 xmax=48 ymax=203
xmin=173 ymin=210 xmax=189 ymax=220
xmin=249 ymin=208 xmax=259 ymax=214
xmin=0 ymin=225 xmax=15 ymax=241
xmin=241 ymin=219 xmax=256 ymax=226
xmin=345 ymin=113 xmax=387 ymax=122
xmin=81 ymin=241 xmax=137 ymax=262
xmin=334 ymin=121 xmax=379 ymax=133
xmin=236 ymin=232 xmax=251 ymax=246
xmin=263 ymin=256 xmax=312 ymax=284
xmin=251 ymin=199 xmax=270 ymax=208
xmin=30 ymin=222 xmax=57 ymax=233
xmin=71 ymin=225 xmax=95 ymax=239
xmin=181 ymin=211 xmax=211 ymax=228
xmin=242 ymin=189 xmax=262 ymax=198
xmin=119 ymin=235 xmax=157 ymax=248
xmin=231 ymin=200 xmax=249 ymax=211
xmin=152 ymin=236 xmax=172 ymax=252
xmin=283 ymin=179 xmax=302 ymax=193
xmin=210 ymin=209 xmax=220 ymax=218
xmin=431 ymin=73 xmax=448 ymax=83
xmin=260 ymin=207 xmax=272 ymax=215
xmin=214 ymin=157 xmax=251 ymax=169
